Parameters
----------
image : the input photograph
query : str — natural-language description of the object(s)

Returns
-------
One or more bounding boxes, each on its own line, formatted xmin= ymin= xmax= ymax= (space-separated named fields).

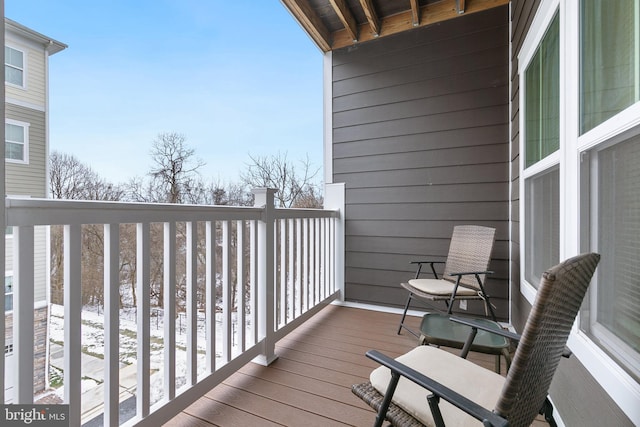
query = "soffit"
xmin=281 ymin=0 xmax=509 ymax=52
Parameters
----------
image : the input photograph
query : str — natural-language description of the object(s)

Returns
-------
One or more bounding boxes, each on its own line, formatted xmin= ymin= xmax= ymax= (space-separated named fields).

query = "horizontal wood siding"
xmin=509 ymin=1 xmax=633 ymax=425
xmin=7 ymin=227 xmax=49 ymax=304
xmin=5 ymin=103 xmax=47 ymax=197
xmin=5 ymin=102 xmax=48 ymax=303
xmin=332 ymin=6 xmax=510 ymax=319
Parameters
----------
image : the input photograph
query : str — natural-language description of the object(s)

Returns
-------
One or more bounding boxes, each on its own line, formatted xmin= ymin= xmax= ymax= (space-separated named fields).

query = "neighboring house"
xmin=4 ymin=18 xmax=66 ymax=401
xmin=284 ymin=0 xmax=639 ymax=425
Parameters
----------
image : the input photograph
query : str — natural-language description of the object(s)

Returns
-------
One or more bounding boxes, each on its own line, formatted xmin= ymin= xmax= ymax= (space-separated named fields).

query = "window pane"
xmin=6 ymin=123 xmax=24 ymax=143
xmin=581 ymin=1 xmax=639 ymax=133
xmin=5 ymin=65 xmax=23 ymax=86
xmin=581 ymin=134 xmax=640 ymax=380
xmin=5 ymin=276 xmax=12 ymax=312
xmin=5 ymin=47 xmax=24 ymax=86
xmin=525 ymin=13 xmax=560 ymax=168
xmin=5 ymin=141 xmax=24 ymax=160
xmin=5 ymin=46 xmax=23 ymax=68
xmin=524 ymin=167 xmax=560 ymax=288
xmin=5 ymin=124 xmax=25 ymax=161
xmin=5 ymin=276 xmax=12 ymax=294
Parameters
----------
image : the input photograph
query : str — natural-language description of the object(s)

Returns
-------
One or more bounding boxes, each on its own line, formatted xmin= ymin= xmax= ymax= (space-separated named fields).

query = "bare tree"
xmin=49 ymin=150 xmax=124 ymax=200
xmin=148 ymin=132 xmax=205 ymax=204
xmin=49 ymin=151 xmax=124 ymax=305
xmin=240 ymin=152 xmax=322 ymax=208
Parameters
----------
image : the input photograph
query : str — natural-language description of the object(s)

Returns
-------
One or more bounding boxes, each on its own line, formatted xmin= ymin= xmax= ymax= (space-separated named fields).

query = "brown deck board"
xmin=165 ymin=305 xmax=547 ymax=426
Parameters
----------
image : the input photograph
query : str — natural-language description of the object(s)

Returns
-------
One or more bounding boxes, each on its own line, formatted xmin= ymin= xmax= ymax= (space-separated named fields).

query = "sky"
xmin=5 ymin=0 xmax=324 ymax=185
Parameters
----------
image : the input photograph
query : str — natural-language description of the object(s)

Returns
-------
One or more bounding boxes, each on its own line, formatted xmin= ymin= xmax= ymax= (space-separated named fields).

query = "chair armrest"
xmin=366 ymin=350 xmax=509 ymax=427
xmin=410 ymin=261 xmax=445 ymax=280
xmin=447 ymin=270 xmax=494 ymax=277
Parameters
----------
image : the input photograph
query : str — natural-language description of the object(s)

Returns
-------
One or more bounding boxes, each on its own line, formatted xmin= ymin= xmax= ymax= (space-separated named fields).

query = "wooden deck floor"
xmin=164 ymin=304 xmax=547 ymax=426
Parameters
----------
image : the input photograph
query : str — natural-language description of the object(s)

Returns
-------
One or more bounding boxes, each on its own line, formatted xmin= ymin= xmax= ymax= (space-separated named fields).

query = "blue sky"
xmin=6 ymin=0 xmax=324 ymax=185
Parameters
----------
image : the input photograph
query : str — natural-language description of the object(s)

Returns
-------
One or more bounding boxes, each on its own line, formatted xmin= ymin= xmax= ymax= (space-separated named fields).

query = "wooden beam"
xmin=359 ymin=0 xmax=380 ymax=36
xmin=282 ymin=0 xmax=332 ymax=52
xmin=329 ymin=0 xmax=358 ymax=42
xmin=332 ymin=0 xmax=508 ymax=50
xmin=410 ymin=0 xmax=420 ymax=26
xmin=457 ymin=0 xmax=466 ymax=14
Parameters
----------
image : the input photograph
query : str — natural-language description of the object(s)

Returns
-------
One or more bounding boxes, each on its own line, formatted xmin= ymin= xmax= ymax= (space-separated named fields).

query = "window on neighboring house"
xmin=521 ymin=11 xmax=560 ymax=290
xmin=579 ymin=1 xmax=640 ymax=382
xmin=5 ymin=275 xmax=13 ymax=312
xmin=5 ymin=46 xmax=24 ymax=87
xmin=5 ymin=121 xmax=28 ymax=163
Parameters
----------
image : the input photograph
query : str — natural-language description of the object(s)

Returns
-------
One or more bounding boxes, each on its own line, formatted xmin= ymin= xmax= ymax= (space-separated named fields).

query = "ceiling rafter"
xmin=329 ymin=0 xmax=359 ymax=42
xmin=331 ymin=0 xmax=509 ymax=51
xmin=358 ymin=0 xmax=380 ymax=36
xmin=281 ymin=0 xmax=332 ymax=51
xmin=287 ymin=0 xmax=509 ymax=52
xmin=410 ymin=0 xmax=420 ymax=26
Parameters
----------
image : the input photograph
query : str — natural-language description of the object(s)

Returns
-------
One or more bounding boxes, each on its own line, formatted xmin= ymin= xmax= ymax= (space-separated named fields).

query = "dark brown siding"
xmin=510 ymin=1 xmax=633 ymax=425
xmin=332 ymin=6 xmax=510 ymax=319
xmin=509 ymin=0 xmax=541 ymax=332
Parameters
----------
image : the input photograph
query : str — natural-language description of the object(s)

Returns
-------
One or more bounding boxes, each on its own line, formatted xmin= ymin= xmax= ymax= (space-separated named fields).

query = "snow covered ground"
xmin=49 ymin=301 xmax=248 ymax=410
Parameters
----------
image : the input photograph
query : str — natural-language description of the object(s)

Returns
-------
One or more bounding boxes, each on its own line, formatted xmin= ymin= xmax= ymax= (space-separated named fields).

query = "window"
xmin=525 ymin=13 xmax=560 ymax=168
xmin=521 ymin=11 xmax=560 ymax=291
xmin=524 ymin=167 xmax=559 ymax=288
xmin=577 ymin=0 xmax=640 ymax=386
xmin=5 ymin=275 xmax=13 ymax=312
xmin=580 ymin=1 xmax=640 ymax=133
xmin=580 ymin=133 xmax=640 ymax=381
xmin=519 ymin=1 xmax=640 ymax=421
xmin=5 ymin=46 xmax=24 ymax=87
xmin=5 ymin=121 xmax=29 ymax=163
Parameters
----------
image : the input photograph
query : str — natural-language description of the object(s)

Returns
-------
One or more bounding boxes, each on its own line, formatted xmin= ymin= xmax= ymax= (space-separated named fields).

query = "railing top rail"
xmin=5 ymin=197 xmax=263 ymax=226
xmin=5 ymin=197 xmax=339 ymax=227
xmin=274 ymin=207 xmax=339 ymax=219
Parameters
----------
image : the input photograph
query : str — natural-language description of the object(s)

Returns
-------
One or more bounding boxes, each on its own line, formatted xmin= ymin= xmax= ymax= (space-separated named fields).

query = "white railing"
xmin=4 ymin=185 xmax=345 ymax=427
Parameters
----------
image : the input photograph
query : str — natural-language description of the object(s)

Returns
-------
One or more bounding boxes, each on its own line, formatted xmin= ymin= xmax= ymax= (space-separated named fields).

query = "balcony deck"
xmin=165 ymin=305 xmax=547 ymax=426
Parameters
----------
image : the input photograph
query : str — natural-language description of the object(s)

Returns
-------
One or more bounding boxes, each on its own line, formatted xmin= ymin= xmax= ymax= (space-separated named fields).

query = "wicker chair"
xmin=354 ymin=252 xmax=600 ymax=427
xmin=398 ymin=225 xmax=497 ymax=336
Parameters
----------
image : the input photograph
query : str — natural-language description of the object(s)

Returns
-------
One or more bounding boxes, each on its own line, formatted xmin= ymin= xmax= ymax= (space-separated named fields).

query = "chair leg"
xmin=539 ymin=397 xmax=557 ymax=427
xmin=397 ymin=292 xmax=414 ymax=335
xmin=374 ymin=372 xmax=400 ymax=427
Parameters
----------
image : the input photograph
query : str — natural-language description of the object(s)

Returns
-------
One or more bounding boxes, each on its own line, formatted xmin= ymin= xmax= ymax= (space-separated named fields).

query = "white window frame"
xmin=4 ymin=45 xmax=26 ymax=89
xmin=518 ymin=0 xmax=563 ymax=304
xmin=519 ymin=1 xmax=640 ymax=424
xmin=5 ymin=119 xmax=29 ymax=164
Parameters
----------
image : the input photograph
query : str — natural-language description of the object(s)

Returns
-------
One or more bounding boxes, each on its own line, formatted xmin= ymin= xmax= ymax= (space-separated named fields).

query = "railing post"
xmin=64 ymin=224 xmax=82 ymax=425
xmin=104 ymin=223 xmax=120 ymax=427
xmin=252 ymin=188 xmax=278 ymax=365
xmin=13 ymin=225 xmax=35 ymax=403
xmin=324 ymin=183 xmax=345 ymax=302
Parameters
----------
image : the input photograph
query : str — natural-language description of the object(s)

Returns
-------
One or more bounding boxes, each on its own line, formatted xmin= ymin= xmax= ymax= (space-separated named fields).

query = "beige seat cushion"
xmin=407 ymin=278 xmax=478 ymax=296
xmin=370 ymin=346 xmax=504 ymax=427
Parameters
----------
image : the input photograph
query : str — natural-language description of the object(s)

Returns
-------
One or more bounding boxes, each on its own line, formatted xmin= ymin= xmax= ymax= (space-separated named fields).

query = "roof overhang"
xmin=281 ymin=0 xmax=509 ymax=52
xmin=5 ymin=17 xmax=68 ymax=55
